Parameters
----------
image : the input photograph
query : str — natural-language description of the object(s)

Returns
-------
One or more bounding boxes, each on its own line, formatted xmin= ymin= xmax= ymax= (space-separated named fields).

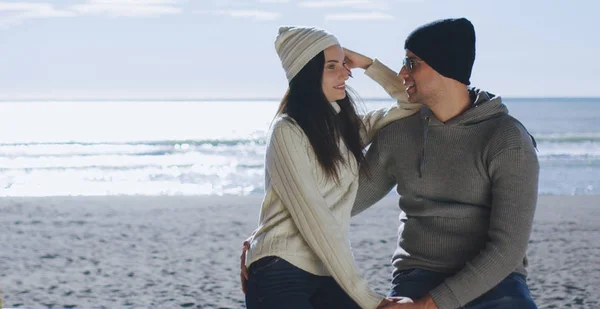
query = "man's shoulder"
xmin=490 ymin=114 xmax=532 ymax=138
xmin=487 ymin=114 xmax=537 ymax=152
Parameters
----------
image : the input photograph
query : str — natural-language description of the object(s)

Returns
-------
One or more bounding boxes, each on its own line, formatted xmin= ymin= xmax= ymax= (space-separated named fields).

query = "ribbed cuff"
xmin=353 ymin=278 xmax=385 ymax=309
xmin=364 ymin=59 xmax=387 ymax=82
xmin=363 ymin=295 xmax=384 ymax=309
xmin=429 ymin=283 xmax=462 ymax=309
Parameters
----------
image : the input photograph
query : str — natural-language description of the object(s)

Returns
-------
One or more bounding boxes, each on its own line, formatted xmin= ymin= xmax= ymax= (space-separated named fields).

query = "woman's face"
xmin=322 ymin=44 xmax=350 ymax=102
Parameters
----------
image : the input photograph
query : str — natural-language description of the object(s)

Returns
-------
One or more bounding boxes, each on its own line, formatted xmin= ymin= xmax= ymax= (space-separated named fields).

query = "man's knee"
xmin=512 ymin=298 xmax=538 ymax=309
xmin=388 ymin=268 xmax=448 ymax=300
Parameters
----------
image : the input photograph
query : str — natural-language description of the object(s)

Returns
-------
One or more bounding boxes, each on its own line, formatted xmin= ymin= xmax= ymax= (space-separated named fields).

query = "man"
xmin=345 ymin=18 xmax=539 ymax=309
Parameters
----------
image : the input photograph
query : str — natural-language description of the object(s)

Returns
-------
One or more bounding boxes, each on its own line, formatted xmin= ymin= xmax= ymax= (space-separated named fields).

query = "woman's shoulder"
xmin=271 ymin=114 xmax=294 ymax=127
xmin=270 ymin=115 xmax=304 ymax=138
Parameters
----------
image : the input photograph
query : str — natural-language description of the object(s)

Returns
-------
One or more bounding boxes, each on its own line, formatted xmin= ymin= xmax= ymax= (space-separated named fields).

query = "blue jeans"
xmin=389 ymin=268 xmax=538 ymax=309
xmin=245 ymin=256 xmax=361 ymax=309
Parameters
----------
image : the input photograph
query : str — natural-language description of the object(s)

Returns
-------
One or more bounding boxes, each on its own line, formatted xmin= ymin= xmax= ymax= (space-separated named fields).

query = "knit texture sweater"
xmin=245 ymin=60 xmax=421 ymax=309
xmin=353 ymin=68 xmax=539 ymax=308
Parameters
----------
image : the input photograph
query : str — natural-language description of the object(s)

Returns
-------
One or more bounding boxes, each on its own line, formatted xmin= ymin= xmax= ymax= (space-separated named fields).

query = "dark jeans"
xmin=389 ymin=268 xmax=538 ymax=309
xmin=245 ymin=256 xmax=361 ymax=309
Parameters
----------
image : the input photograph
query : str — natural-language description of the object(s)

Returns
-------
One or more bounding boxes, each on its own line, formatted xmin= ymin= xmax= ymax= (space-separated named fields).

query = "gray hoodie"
xmin=353 ymin=89 xmax=539 ymax=309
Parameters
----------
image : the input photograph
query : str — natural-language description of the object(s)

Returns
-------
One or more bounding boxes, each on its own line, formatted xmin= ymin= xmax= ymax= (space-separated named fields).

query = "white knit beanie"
xmin=274 ymin=26 xmax=340 ymax=83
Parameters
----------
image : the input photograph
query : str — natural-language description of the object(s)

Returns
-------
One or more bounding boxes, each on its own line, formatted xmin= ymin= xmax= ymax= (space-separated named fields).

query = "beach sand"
xmin=1 ymin=195 xmax=598 ymax=308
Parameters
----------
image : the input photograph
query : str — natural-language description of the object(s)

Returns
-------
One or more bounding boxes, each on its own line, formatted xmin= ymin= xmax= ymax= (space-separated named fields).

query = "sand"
xmin=1 ymin=195 xmax=598 ymax=309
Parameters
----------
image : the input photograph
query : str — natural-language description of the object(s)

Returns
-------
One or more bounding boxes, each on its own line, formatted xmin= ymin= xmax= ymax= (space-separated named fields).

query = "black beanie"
xmin=404 ymin=18 xmax=476 ymax=85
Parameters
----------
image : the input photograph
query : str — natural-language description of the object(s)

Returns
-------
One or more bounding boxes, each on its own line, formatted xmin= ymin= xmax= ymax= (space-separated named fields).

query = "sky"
xmin=0 ymin=0 xmax=599 ymax=100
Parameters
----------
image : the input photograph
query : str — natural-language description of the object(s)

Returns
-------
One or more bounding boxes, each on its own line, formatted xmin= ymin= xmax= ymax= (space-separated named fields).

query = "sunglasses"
xmin=402 ymin=57 xmax=423 ymax=72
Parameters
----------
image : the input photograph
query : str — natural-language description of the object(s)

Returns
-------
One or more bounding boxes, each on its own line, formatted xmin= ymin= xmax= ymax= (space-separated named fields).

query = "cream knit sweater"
xmin=245 ymin=60 xmax=420 ymax=309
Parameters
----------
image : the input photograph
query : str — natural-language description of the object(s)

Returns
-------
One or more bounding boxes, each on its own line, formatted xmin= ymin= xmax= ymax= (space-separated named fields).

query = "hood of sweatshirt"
xmin=421 ymin=88 xmax=507 ymax=127
xmin=417 ymin=88 xmax=508 ymax=178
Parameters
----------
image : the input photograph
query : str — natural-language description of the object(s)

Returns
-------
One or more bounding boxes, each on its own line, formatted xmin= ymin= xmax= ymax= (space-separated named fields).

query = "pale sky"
xmin=1 ymin=0 xmax=599 ymax=100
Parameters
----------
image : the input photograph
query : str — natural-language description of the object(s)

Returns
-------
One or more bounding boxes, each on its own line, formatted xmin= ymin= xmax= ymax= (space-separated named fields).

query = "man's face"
xmin=398 ymin=50 xmax=442 ymax=104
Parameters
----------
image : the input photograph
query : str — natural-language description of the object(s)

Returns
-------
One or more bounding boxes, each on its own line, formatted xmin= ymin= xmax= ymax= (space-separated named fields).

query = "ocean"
xmin=1 ymin=98 xmax=599 ymax=197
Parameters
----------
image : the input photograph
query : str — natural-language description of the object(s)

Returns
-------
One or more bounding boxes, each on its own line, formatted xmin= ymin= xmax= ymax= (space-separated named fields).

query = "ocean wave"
xmin=0 ymin=164 xmax=195 ymax=172
xmin=536 ymin=140 xmax=600 ymax=157
xmin=0 ymin=139 xmax=266 ymax=157
xmin=0 ymin=138 xmax=266 ymax=147
xmin=534 ymin=133 xmax=600 ymax=143
xmin=0 ymin=152 xmax=264 ymax=170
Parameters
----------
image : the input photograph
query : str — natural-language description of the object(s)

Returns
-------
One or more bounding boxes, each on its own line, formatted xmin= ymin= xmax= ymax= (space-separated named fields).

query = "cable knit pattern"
xmin=245 ymin=60 xmax=420 ymax=309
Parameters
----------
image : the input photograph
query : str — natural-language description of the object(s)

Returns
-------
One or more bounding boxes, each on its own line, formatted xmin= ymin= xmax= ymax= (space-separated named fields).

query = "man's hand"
xmin=240 ymin=239 xmax=251 ymax=293
xmin=343 ymin=48 xmax=374 ymax=70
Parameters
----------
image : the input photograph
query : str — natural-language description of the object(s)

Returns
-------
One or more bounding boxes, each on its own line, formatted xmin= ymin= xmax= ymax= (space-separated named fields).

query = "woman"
xmin=242 ymin=26 xmax=419 ymax=309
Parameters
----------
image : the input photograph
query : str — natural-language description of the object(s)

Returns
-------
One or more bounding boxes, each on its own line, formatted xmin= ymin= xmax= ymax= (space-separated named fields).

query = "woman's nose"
xmin=340 ymin=67 xmax=350 ymax=80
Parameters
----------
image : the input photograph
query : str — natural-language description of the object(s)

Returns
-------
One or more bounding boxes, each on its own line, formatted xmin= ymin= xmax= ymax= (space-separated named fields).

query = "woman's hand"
xmin=240 ymin=239 xmax=251 ymax=293
xmin=376 ymin=297 xmax=414 ymax=308
xmin=380 ymin=295 xmax=438 ymax=309
xmin=344 ymin=48 xmax=374 ymax=70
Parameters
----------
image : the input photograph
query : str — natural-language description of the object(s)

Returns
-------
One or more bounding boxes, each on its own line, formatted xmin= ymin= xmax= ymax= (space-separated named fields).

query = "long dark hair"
xmin=275 ymin=51 xmax=366 ymax=182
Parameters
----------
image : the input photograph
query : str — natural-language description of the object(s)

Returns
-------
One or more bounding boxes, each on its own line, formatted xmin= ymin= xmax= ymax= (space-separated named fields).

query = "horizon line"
xmin=1 ymin=96 xmax=600 ymax=102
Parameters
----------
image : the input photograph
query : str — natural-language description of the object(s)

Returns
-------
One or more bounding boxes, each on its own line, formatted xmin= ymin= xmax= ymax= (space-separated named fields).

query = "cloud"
xmin=257 ymin=0 xmax=290 ymax=3
xmin=70 ymin=0 xmax=182 ymax=17
xmin=296 ymin=0 xmax=394 ymax=22
xmin=297 ymin=0 xmax=387 ymax=10
xmin=0 ymin=2 xmax=76 ymax=27
xmin=208 ymin=9 xmax=281 ymax=21
xmin=325 ymin=12 xmax=393 ymax=21
xmin=0 ymin=0 xmax=183 ymax=28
